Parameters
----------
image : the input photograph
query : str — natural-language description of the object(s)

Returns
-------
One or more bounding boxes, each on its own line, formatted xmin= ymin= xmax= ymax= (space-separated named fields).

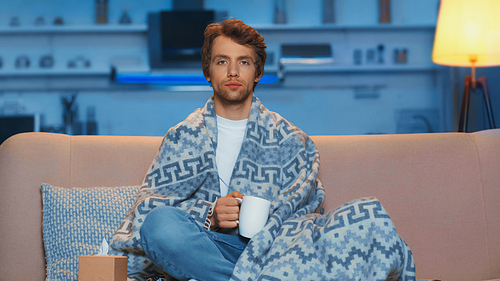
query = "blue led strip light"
xmin=115 ymin=73 xmax=279 ymax=84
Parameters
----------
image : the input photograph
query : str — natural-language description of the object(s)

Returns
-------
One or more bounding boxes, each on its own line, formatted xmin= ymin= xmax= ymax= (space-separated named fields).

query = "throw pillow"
xmin=41 ymin=183 xmax=140 ymax=281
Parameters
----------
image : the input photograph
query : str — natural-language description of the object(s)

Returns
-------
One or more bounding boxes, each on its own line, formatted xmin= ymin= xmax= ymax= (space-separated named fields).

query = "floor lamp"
xmin=432 ymin=0 xmax=500 ymax=132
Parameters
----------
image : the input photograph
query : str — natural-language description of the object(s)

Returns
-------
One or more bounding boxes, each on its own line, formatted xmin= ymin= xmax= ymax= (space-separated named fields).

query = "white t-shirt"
xmin=216 ymin=115 xmax=247 ymax=197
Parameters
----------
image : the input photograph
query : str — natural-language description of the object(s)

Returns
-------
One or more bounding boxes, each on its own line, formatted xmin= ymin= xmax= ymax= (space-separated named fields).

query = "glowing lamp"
xmin=432 ymin=0 xmax=500 ymax=131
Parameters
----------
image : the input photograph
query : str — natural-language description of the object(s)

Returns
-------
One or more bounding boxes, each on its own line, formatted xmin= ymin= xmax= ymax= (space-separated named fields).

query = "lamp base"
xmin=458 ymin=75 xmax=496 ymax=132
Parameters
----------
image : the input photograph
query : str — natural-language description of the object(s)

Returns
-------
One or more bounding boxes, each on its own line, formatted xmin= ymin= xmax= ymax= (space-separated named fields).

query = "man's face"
xmin=206 ymin=36 xmax=261 ymax=107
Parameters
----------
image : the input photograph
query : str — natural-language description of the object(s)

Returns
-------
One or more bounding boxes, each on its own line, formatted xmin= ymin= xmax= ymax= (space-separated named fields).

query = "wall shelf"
xmin=278 ymin=64 xmax=438 ymax=73
xmin=0 ymin=23 xmax=435 ymax=35
xmin=0 ymin=69 xmax=110 ymax=76
xmin=0 ymin=24 xmax=148 ymax=34
xmin=253 ymin=24 xmax=436 ymax=31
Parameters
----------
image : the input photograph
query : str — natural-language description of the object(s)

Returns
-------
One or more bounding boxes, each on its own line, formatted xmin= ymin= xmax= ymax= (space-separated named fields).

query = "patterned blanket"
xmin=110 ymin=96 xmax=415 ymax=280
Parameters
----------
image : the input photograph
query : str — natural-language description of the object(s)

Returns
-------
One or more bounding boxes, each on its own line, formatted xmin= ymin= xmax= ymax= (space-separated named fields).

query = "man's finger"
xmin=217 ymin=213 xmax=239 ymax=221
xmin=218 ymin=220 xmax=238 ymax=229
xmin=228 ymin=191 xmax=244 ymax=199
xmin=215 ymin=205 xmax=239 ymax=214
xmin=218 ymin=196 xmax=241 ymax=206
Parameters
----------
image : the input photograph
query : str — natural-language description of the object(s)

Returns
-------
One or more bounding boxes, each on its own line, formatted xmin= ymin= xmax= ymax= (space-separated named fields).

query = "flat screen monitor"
xmin=148 ymin=10 xmax=215 ymax=68
xmin=0 ymin=115 xmax=40 ymax=145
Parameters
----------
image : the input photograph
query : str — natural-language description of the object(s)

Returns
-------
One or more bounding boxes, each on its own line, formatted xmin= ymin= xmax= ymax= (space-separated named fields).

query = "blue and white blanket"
xmin=110 ymin=96 xmax=415 ymax=280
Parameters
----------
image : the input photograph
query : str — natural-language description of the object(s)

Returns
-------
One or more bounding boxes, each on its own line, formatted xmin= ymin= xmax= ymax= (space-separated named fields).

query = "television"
xmin=148 ymin=10 xmax=215 ymax=68
xmin=0 ymin=115 xmax=40 ymax=145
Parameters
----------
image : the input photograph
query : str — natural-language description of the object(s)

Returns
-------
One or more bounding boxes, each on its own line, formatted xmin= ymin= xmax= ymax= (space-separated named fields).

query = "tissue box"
xmin=78 ymin=255 xmax=127 ymax=281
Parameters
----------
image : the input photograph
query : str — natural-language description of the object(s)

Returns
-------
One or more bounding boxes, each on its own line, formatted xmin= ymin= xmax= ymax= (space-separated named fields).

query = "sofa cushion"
xmin=41 ymin=183 xmax=140 ymax=281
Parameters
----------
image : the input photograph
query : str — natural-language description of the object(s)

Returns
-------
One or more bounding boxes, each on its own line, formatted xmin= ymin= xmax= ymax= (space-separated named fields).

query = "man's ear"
xmin=205 ymin=76 xmax=211 ymax=82
xmin=254 ymin=73 xmax=263 ymax=83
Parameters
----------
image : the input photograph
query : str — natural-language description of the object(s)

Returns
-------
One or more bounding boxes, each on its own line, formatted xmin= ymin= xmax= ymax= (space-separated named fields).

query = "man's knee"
xmin=142 ymin=207 xmax=179 ymax=236
xmin=140 ymin=207 xmax=192 ymax=253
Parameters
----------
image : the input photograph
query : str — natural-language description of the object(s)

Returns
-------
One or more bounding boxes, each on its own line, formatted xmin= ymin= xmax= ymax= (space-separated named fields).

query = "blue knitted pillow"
xmin=41 ymin=183 xmax=140 ymax=281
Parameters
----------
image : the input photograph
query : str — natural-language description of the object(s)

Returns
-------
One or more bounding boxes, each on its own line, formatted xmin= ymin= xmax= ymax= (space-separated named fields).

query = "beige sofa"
xmin=1 ymin=131 xmax=499 ymax=281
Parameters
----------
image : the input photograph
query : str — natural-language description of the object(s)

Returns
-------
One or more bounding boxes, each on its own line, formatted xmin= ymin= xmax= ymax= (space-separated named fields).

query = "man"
xmin=110 ymin=19 xmax=415 ymax=281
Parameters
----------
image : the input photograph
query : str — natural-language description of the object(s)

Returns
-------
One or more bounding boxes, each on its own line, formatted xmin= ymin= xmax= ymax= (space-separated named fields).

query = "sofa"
xmin=1 ymin=130 xmax=499 ymax=281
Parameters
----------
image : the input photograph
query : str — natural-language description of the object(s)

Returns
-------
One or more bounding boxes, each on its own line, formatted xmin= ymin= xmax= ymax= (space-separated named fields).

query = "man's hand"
xmin=210 ymin=191 xmax=244 ymax=229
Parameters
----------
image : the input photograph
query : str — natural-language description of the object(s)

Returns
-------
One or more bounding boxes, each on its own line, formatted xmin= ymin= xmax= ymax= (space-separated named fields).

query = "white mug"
xmin=237 ymin=195 xmax=271 ymax=238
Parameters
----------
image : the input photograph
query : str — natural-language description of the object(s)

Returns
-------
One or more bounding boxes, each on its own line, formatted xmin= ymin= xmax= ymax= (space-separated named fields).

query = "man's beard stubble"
xmin=213 ymin=82 xmax=254 ymax=106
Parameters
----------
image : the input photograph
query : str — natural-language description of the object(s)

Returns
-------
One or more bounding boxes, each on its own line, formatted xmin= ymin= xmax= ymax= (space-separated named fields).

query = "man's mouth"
xmin=226 ymin=82 xmax=242 ymax=89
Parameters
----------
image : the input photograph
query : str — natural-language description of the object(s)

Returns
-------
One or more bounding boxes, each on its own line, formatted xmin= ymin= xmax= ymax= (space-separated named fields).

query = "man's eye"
xmin=217 ymin=60 xmax=227 ymax=65
xmin=241 ymin=61 xmax=249 ymax=65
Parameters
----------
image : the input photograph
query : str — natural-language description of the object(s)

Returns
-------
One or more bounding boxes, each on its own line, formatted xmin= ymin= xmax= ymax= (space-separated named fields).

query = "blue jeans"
xmin=140 ymin=206 xmax=249 ymax=281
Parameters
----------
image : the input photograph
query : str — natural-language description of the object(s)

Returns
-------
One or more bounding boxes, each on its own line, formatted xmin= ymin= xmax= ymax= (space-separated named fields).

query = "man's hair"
xmin=201 ymin=18 xmax=267 ymax=90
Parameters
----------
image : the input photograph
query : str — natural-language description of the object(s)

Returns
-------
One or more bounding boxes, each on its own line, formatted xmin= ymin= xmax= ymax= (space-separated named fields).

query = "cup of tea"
xmin=237 ymin=195 xmax=271 ymax=238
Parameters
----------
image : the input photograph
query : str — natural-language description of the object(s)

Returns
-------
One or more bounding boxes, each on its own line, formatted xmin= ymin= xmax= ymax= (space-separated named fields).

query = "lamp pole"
xmin=470 ymin=55 xmax=477 ymax=88
xmin=458 ymin=55 xmax=496 ymax=132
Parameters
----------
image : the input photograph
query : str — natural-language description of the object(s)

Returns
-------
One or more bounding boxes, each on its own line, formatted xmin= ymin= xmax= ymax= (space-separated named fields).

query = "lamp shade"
xmin=432 ymin=0 xmax=500 ymax=67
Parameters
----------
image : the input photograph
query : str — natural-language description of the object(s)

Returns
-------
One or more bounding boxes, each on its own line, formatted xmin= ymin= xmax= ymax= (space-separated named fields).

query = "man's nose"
xmin=227 ymin=62 xmax=239 ymax=77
